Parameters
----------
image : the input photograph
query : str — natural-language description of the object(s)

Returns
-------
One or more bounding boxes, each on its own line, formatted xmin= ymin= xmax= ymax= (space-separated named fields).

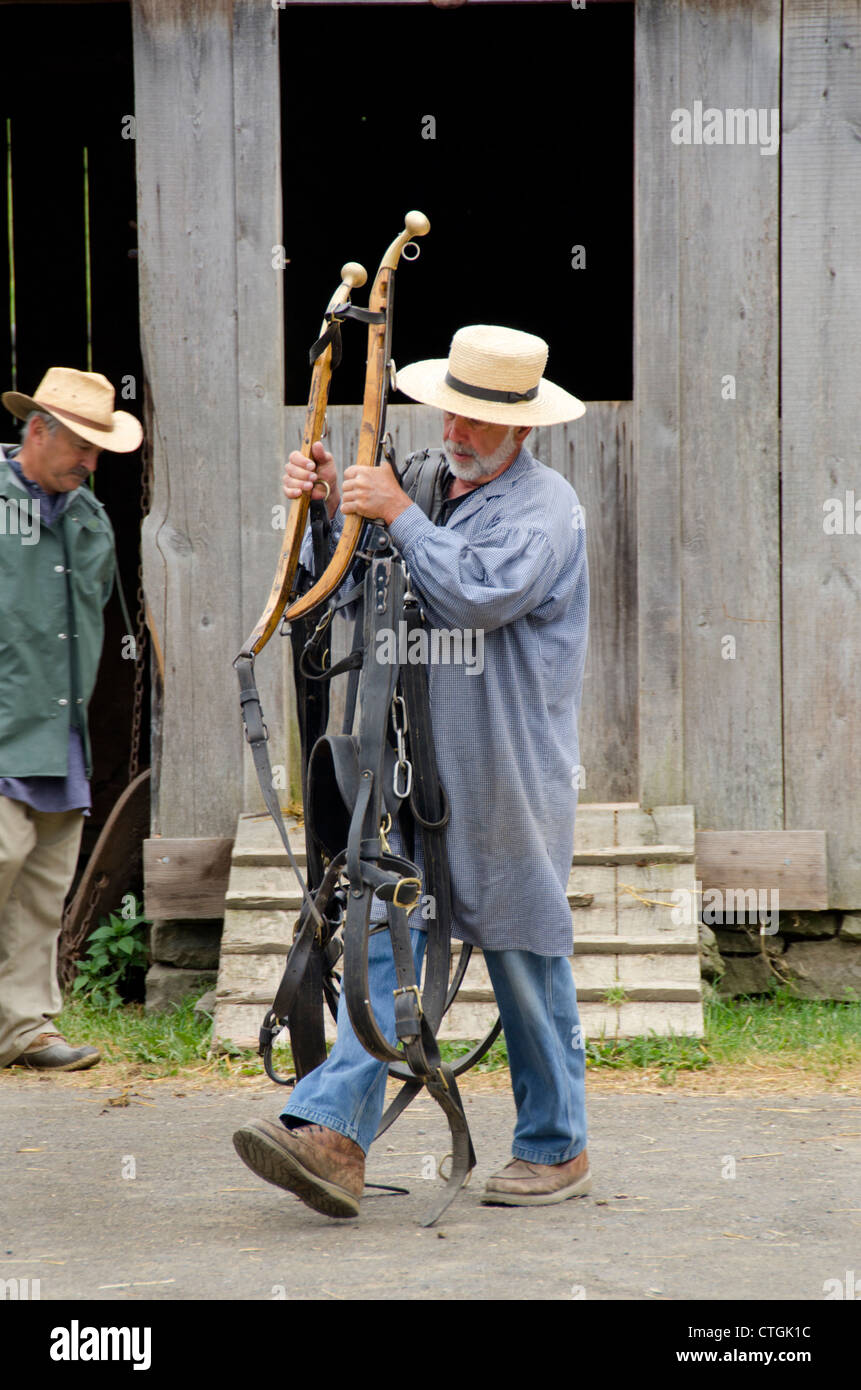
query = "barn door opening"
xmin=278 ymin=0 xmax=634 ymax=407
xmin=0 ymin=3 xmax=147 ymax=889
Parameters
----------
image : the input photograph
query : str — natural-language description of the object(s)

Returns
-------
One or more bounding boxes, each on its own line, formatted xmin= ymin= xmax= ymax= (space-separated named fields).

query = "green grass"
xmin=583 ymin=989 xmax=861 ymax=1084
xmin=48 ymin=985 xmax=861 ymax=1086
xmin=702 ymin=989 xmax=861 ymax=1076
xmin=54 ymin=993 xmax=248 ymax=1080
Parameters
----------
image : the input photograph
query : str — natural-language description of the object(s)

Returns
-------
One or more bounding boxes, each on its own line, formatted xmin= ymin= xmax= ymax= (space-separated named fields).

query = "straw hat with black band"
xmin=395 ymin=324 xmax=586 ymax=428
xmin=2 ymin=367 xmax=143 ymax=453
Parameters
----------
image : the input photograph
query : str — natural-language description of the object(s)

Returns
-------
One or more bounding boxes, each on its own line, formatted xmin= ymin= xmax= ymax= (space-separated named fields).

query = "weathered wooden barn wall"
xmin=132 ymin=0 xmax=860 ymax=908
xmin=635 ymin=0 xmax=860 ymax=904
xmin=781 ymin=0 xmax=861 ymax=907
xmin=284 ymin=401 xmax=637 ymax=806
xmin=133 ymin=0 xmax=285 ymax=836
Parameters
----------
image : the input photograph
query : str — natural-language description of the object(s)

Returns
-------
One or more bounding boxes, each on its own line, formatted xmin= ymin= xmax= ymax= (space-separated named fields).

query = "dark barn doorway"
xmin=0 ymin=2 xmax=148 ymax=889
xmin=279 ymin=0 xmax=634 ymax=408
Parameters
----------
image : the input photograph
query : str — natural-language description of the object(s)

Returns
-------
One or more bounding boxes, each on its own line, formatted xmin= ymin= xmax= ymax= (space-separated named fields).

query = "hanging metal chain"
xmin=391 ymin=691 xmax=413 ymax=800
xmin=128 ymin=430 xmax=152 ymax=783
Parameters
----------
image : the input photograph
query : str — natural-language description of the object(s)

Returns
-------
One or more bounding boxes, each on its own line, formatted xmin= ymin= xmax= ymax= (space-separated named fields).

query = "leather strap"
xmin=309 ymin=302 xmax=387 ymax=367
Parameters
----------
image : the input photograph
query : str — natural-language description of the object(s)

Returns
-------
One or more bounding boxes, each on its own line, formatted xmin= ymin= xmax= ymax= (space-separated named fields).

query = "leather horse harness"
xmin=234 ymin=214 xmax=500 ymax=1226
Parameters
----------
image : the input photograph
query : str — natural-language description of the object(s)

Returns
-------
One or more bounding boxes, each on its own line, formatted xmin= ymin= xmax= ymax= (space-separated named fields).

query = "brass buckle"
xmin=393 ymin=984 xmax=422 ymax=1015
xmin=392 ymin=876 xmax=421 ymax=910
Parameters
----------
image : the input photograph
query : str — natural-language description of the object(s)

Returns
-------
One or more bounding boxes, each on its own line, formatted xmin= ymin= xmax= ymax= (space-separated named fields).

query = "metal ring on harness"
xmin=393 ymin=757 xmax=413 ymax=800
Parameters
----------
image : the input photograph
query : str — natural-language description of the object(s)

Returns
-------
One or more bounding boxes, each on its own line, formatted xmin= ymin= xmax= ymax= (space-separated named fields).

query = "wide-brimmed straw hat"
xmin=395 ymin=324 xmax=586 ymax=427
xmin=2 ymin=367 xmax=143 ymax=452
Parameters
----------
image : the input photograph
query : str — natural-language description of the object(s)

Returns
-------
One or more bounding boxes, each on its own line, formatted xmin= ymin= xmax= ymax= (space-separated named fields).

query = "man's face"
xmin=442 ymin=413 xmax=524 ymax=482
xmin=21 ymin=418 xmax=102 ymax=494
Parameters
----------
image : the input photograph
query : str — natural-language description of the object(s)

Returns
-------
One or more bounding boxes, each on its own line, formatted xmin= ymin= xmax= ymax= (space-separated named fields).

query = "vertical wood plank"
xmin=233 ymin=0 xmax=288 ymax=812
xmin=782 ymin=0 xmax=861 ymax=904
xmin=134 ymin=0 xmax=243 ymax=837
xmin=548 ymin=405 xmax=637 ymax=803
xmin=677 ymin=0 xmax=782 ymax=830
xmin=635 ymin=0 xmax=683 ymax=808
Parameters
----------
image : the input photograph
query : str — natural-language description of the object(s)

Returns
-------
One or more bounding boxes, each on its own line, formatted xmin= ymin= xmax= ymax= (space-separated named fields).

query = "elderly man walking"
xmin=0 ymin=368 xmax=142 ymax=1071
xmin=235 ymin=326 xmax=591 ymax=1213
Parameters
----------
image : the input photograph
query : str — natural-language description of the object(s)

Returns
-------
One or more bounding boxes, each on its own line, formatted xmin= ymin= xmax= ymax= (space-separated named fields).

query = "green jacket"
xmin=0 ymin=449 xmax=116 ymax=778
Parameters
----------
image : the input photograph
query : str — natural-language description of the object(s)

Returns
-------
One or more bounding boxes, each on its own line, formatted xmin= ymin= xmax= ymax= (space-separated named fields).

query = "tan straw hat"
xmin=2 ymin=367 xmax=143 ymax=452
xmin=395 ymin=324 xmax=586 ymax=427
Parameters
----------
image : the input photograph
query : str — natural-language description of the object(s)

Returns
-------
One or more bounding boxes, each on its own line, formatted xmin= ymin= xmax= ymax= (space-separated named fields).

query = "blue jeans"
xmin=282 ymin=928 xmax=588 ymax=1164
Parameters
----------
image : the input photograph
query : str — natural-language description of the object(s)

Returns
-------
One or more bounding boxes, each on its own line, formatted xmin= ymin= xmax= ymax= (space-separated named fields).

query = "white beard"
xmin=443 ymin=427 xmax=519 ymax=482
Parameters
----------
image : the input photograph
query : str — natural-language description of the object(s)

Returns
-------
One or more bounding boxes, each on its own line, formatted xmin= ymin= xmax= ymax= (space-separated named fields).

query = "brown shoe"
xmin=482 ymin=1149 xmax=592 ymax=1206
xmin=10 ymin=1032 xmax=101 ymax=1072
xmin=233 ymin=1119 xmax=365 ymax=1218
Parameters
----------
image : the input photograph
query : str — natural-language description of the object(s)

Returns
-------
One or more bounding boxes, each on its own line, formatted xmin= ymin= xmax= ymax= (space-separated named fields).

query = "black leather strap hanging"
xmin=257 ymin=451 xmax=484 ymax=1225
xmin=308 ymin=303 xmax=387 ymax=367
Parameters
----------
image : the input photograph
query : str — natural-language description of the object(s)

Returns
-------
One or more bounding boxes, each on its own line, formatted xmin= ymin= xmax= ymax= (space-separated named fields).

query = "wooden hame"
xmin=235 ymin=259 xmax=367 ymax=661
xmin=283 ymin=210 xmax=431 ymax=623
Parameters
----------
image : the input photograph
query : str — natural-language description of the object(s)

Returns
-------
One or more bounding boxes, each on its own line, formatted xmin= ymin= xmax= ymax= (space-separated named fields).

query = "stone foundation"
xmin=144 ymin=919 xmax=223 ymax=1011
xmin=699 ymin=911 xmax=861 ymax=1001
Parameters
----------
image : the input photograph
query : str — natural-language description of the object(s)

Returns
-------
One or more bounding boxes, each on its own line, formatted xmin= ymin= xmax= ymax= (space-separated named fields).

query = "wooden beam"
xmin=133 ymin=0 xmax=243 ymax=837
xmin=232 ymin=0 xmax=288 ymax=814
xmin=634 ymin=0 xmax=683 ymax=805
xmin=695 ymin=830 xmax=828 ymax=910
xmin=144 ymin=836 xmax=234 ymax=919
xmin=781 ymin=1 xmax=861 ymax=906
xmin=678 ymin=0 xmax=782 ymax=831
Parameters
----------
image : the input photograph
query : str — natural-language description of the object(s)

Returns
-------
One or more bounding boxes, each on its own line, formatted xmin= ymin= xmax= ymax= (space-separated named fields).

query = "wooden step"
xmin=212 ymin=804 xmax=705 ymax=1048
xmin=212 ymin=995 xmax=706 ymax=1051
xmin=223 ymin=883 xmax=596 ymax=913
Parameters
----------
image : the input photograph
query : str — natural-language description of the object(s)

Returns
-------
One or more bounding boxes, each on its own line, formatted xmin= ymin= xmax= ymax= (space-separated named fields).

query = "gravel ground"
xmin=2 ymin=1078 xmax=859 ymax=1304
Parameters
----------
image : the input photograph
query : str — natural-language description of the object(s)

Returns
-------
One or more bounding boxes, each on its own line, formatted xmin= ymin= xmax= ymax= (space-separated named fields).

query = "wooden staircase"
xmin=212 ymin=804 xmax=703 ymax=1050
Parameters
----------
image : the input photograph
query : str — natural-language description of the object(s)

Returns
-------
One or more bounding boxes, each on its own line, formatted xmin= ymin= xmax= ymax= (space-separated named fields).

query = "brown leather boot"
xmin=482 ymin=1149 xmax=592 ymax=1206
xmin=233 ymin=1119 xmax=365 ymax=1218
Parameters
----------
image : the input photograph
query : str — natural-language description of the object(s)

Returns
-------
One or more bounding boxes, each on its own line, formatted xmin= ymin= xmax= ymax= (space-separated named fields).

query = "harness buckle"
xmin=393 ymin=983 xmax=422 ymax=1013
xmin=392 ymin=876 xmax=422 ymax=911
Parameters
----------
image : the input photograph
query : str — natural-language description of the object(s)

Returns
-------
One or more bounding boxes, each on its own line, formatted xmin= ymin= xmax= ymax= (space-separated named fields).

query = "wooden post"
xmin=232 ymin=0 xmax=288 ymax=815
xmin=676 ymin=0 xmax=782 ymax=831
xmin=634 ymin=0 xmax=684 ymax=807
xmin=635 ymin=0 xmax=783 ymax=830
xmin=134 ymin=0 xmax=243 ymax=838
xmin=134 ymin=0 xmax=287 ymax=842
xmin=782 ymin=0 xmax=861 ymax=905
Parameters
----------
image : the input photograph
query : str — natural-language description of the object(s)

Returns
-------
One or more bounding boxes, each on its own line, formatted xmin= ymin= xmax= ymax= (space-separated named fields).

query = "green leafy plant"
xmin=72 ymin=897 xmax=150 ymax=1010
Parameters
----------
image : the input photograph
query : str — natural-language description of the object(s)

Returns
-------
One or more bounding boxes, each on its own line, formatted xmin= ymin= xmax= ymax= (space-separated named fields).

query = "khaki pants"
xmin=0 ymin=796 xmax=84 ymax=1066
